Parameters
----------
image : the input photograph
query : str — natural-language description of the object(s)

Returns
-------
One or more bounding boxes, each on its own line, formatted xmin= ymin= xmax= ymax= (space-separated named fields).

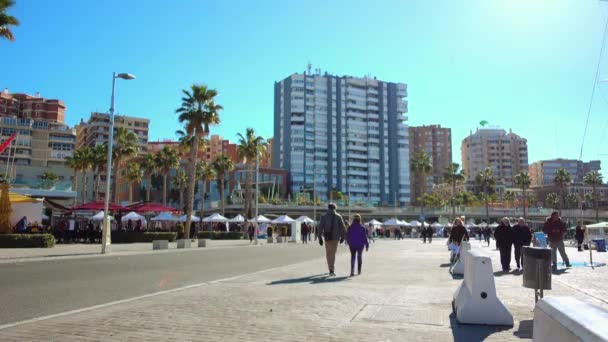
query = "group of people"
xmin=494 ymin=217 xmax=533 ymax=272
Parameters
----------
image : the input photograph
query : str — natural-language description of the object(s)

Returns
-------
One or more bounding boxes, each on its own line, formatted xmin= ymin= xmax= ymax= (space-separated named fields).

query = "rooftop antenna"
xmin=307 ymin=62 xmax=312 ymax=75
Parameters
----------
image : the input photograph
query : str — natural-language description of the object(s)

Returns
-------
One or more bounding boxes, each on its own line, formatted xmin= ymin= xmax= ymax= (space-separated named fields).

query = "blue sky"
xmin=3 ymin=0 xmax=608 ymax=177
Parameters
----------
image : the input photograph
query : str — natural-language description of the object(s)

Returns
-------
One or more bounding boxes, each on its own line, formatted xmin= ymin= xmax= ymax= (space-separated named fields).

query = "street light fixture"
xmin=101 ymin=72 xmax=136 ymax=254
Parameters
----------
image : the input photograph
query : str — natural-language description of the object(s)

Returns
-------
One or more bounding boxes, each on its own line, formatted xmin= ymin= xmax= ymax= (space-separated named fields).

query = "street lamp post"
xmin=254 ymin=148 xmax=259 ymax=245
xmin=101 ymin=72 xmax=135 ymax=254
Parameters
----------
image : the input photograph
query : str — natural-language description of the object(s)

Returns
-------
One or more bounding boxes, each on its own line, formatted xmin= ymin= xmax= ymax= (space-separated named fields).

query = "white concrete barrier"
xmin=453 ymin=248 xmax=513 ymax=326
xmin=153 ymin=240 xmax=168 ymax=250
xmin=177 ymin=239 xmax=191 ymax=249
xmin=198 ymin=239 xmax=207 ymax=247
xmin=533 ymin=296 xmax=608 ymax=342
xmin=450 ymin=241 xmax=471 ymax=275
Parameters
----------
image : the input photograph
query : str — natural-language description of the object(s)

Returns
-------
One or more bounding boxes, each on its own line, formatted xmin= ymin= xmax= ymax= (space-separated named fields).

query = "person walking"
xmin=494 ymin=217 xmax=514 ymax=272
xmin=512 ymin=217 xmax=532 ymax=270
xmin=448 ymin=218 xmax=469 ymax=263
xmin=575 ymin=225 xmax=585 ymax=252
xmin=483 ymin=226 xmax=492 ymax=246
xmin=301 ymin=223 xmax=308 ymax=244
xmin=544 ymin=211 xmax=571 ymax=270
xmin=367 ymin=223 xmax=375 ymax=243
xmin=421 ymin=226 xmax=428 ymax=244
xmin=247 ymin=223 xmax=255 ymax=243
xmin=317 ymin=203 xmax=346 ymax=276
xmin=346 ymin=214 xmax=369 ymax=276
xmin=425 ymin=225 xmax=434 ymax=244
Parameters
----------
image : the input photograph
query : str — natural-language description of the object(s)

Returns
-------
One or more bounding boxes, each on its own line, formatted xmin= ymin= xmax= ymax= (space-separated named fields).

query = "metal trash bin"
xmin=522 ymin=246 xmax=551 ymax=302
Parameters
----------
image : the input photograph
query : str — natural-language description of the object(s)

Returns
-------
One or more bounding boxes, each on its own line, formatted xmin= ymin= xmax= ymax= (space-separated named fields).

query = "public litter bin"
xmin=522 ymin=246 xmax=552 ymax=291
xmin=593 ymin=239 xmax=606 ymax=252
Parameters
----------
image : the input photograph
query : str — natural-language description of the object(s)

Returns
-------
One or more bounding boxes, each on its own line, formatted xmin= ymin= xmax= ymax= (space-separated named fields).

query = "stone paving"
xmin=0 ymin=238 xmax=606 ymax=341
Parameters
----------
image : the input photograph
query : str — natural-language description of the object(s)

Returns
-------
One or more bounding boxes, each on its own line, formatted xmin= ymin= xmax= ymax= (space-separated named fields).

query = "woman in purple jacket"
xmin=347 ymin=214 xmax=370 ymax=276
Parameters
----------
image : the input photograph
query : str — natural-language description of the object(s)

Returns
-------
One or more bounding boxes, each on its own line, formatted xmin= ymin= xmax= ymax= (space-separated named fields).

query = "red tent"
xmin=71 ymin=201 xmax=124 ymax=211
xmin=124 ymin=202 xmax=179 ymax=213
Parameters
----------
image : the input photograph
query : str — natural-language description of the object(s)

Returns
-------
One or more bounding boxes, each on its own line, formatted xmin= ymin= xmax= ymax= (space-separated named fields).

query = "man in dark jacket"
xmin=318 ymin=203 xmax=346 ymax=276
xmin=494 ymin=217 xmax=514 ymax=272
xmin=543 ymin=211 xmax=571 ymax=269
xmin=575 ymin=225 xmax=585 ymax=252
xmin=512 ymin=217 xmax=532 ymax=270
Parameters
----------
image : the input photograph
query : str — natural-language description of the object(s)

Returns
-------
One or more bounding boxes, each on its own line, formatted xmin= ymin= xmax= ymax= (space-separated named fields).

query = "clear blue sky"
xmin=3 ymin=0 xmax=608 ymax=178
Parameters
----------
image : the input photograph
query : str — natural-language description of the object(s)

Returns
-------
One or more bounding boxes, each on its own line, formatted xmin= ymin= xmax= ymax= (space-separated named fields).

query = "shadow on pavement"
xmin=513 ymin=319 xmax=533 ymax=339
xmin=449 ymin=312 xmax=511 ymax=342
xmin=267 ymin=274 xmax=350 ymax=285
xmin=439 ymin=263 xmax=452 ymax=268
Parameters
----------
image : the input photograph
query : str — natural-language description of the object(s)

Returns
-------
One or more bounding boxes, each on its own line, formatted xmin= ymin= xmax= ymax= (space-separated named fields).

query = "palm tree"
xmin=155 ymin=146 xmax=179 ymax=206
xmin=514 ymin=171 xmax=531 ymax=219
xmin=172 ymin=169 xmax=188 ymax=209
xmin=78 ymin=146 xmax=94 ymax=203
xmin=237 ymin=128 xmax=266 ymax=218
xmin=65 ymin=152 xmax=83 ymax=204
xmin=121 ymin=163 xmax=143 ymax=203
xmin=546 ymin=192 xmax=560 ymax=210
xmin=443 ymin=162 xmax=466 ymax=220
xmin=565 ymin=192 xmax=580 ymax=210
xmin=410 ymin=151 xmax=433 ymax=217
xmin=40 ymin=171 xmax=59 ymax=189
xmin=527 ymin=192 xmax=537 ymax=209
xmin=584 ymin=171 xmax=604 ymax=222
xmin=0 ymin=0 xmax=19 ymax=42
xmin=503 ymin=191 xmax=515 ymax=208
xmin=553 ymin=168 xmax=571 ymax=214
xmin=175 ymin=84 xmax=222 ymax=239
xmin=141 ymin=153 xmax=157 ymax=202
xmin=475 ymin=167 xmax=496 ymax=223
xmin=91 ymin=144 xmax=107 ymax=201
xmin=112 ymin=127 xmax=138 ymax=203
xmin=212 ymin=153 xmax=234 ymax=215
xmin=196 ymin=160 xmax=215 ymax=219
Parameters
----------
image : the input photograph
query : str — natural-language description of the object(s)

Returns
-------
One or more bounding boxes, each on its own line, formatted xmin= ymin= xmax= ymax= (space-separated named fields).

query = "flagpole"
xmin=8 ymin=134 xmax=17 ymax=183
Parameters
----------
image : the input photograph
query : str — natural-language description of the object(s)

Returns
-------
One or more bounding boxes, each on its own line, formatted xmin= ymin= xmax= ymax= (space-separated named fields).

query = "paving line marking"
xmin=0 ymin=255 xmax=327 ymax=331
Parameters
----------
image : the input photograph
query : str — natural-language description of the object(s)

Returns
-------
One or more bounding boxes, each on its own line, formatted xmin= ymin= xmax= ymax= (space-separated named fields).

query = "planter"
xmin=177 ymin=239 xmax=191 ymax=249
xmin=267 ymin=236 xmax=274 ymax=243
xmin=153 ymin=240 xmax=169 ymax=250
xmin=198 ymin=239 xmax=207 ymax=248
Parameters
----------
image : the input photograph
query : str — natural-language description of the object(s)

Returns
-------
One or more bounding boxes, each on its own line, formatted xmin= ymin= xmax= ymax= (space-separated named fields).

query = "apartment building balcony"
xmin=347 ymin=161 xmax=368 ymax=168
xmin=397 ymin=101 xmax=407 ymax=113
xmin=346 ymin=144 xmax=367 ymax=152
xmin=367 ymin=104 xmax=378 ymax=111
xmin=346 ymin=169 xmax=368 ymax=177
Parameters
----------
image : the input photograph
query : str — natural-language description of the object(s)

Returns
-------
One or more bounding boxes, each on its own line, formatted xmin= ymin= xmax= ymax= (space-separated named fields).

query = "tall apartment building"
xmin=529 ymin=159 xmax=602 ymax=187
xmin=0 ymin=89 xmax=66 ymax=123
xmin=75 ymin=112 xmax=149 ymax=153
xmin=461 ymin=127 xmax=528 ymax=186
xmin=408 ymin=124 xmax=452 ymax=203
xmin=273 ymin=71 xmax=410 ymax=206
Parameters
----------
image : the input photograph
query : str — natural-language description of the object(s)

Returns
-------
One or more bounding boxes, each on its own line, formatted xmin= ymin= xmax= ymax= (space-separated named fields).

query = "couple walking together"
xmin=317 ymin=203 xmax=369 ymax=277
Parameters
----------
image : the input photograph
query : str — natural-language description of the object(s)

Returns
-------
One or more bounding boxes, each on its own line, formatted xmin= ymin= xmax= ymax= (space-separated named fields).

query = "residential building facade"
xmin=0 ymin=89 xmax=66 ymax=123
xmin=273 ymin=71 xmax=410 ymax=206
xmin=529 ymin=159 xmax=602 ymax=187
xmin=75 ymin=112 xmax=149 ymax=153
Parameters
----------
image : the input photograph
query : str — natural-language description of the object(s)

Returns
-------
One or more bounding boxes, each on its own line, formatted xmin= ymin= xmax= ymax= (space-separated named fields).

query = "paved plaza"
xmin=0 ymin=238 xmax=606 ymax=341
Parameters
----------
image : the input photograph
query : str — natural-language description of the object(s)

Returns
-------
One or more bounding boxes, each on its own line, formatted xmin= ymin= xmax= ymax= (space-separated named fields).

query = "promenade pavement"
xmin=0 ymin=237 xmax=606 ymax=341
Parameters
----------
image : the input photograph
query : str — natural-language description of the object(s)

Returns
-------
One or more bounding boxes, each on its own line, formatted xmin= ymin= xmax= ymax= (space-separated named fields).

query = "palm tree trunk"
xmin=420 ymin=175 xmax=425 ymax=217
xmin=523 ymin=188 xmax=527 ymax=219
xmin=163 ymin=174 xmax=168 ymax=206
xmin=128 ymin=183 xmax=133 ymax=203
xmin=184 ymin=133 xmax=199 ymax=240
xmin=246 ymin=162 xmax=253 ymax=218
xmin=73 ymin=171 xmax=79 ymax=205
xmin=451 ymin=180 xmax=456 ymax=221
xmin=81 ymin=172 xmax=87 ymax=204
xmin=220 ymin=176 xmax=225 ymax=215
xmin=179 ymin=186 xmax=184 ymax=209
xmin=146 ymin=175 xmax=152 ymax=201
xmin=485 ymin=185 xmax=489 ymax=223
xmin=594 ymin=186 xmax=599 ymax=223
xmin=112 ymin=164 xmax=118 ymax=204
xmin=200 ymin=180 xmax=206 ymax=220
xmin=95 ymin=171 xmax=101 ymax=201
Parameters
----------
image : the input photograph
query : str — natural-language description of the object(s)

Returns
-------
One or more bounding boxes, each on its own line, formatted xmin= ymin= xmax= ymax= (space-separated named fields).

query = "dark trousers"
xmin=350 ymin=246 xmax=363 ymax=274
xmin=498 ymin=243 xmax=512 ymax=271
xmin=514 ymin=243 xmax=524 ymax=268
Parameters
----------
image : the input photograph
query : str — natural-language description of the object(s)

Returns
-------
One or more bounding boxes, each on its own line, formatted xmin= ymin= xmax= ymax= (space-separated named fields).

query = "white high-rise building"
xmin=273 ymin=71 xmax=410 ymax=206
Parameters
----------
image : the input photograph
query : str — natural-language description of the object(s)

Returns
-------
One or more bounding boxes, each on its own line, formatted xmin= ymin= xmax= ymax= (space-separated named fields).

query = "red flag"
xmin=0 ymin=133 xmax=17 ymax=155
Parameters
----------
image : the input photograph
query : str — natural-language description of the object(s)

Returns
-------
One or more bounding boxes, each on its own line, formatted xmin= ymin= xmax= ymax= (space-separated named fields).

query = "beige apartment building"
xmin=461 ymin=127 xmax=528 ymax=186
xmin=75 ymin=112 xmax=149 ymax=153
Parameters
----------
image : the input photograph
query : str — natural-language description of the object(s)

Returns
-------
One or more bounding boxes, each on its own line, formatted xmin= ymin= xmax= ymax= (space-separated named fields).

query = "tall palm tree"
xmin=196 ymin=160 xmax=215 ymax=218
xmin=514 ymin=171 xmax=531 ymax=219
xmin=584 ymin=171 xmax=604 ymax=222
xmin=91 ymin=144 xmax=107 ymax=201
xmin=155 ymin=146 xmax=179 ymax=207
xmin=475 ymin=167 xmax=496 ymax=223
xmin=410 ymin=151 xmax=432 ymax=217
xmin=212 ymin=153 xmax=234 ymax=215
xmin=443 ymin=162 xmax=465 ymax=220
xmin=78 ymin=146 xmax=94 ymax=203
xmin=546 ymin=192 xmax=560 ymax=210
xmin=237 ymin=128 xmax=266 ymax=218
xmin=172 ymin=169 xmax=188 ymax=209
xmin=0 ymin=0 xmax=19 ymax=42
xmin=503 ymin=191 xmax=515 ymax=208
xmin=65 ymin=151 xmax=83 ymax=204
xmin=121 ymin=162 xmax=143 ymax=203
xmin=141 ymin=153 xmax=157 ymax=202
xmin=553 ymin=168 xmax=571 ymax=214
xmin=112 ymin=127 xmax=138 ymax=203
xmin=175 ymin=84 xmax=222 ymax=239
xmin=565 ymin=192 xmax=580 ymax=210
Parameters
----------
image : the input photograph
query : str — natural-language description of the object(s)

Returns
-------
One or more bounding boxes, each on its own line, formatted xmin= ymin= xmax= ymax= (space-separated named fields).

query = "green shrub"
xmin=111 ymin=231 xmax=177 ymax=243
xmin=196 ymin=231 xmax=243 ymax=240
xmin=0 ymin=234 xmax=56 ymax=248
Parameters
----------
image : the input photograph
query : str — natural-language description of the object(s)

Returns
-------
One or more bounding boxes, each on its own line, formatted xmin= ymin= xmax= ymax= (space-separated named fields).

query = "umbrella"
xmin=72 ymin=201 xmax=123 ymax=211
xmin=228 ymin=214 xmax=245 ymax=223
xmin=409 ymin=220 xmax=422 ymax=227
xmin=89 ymin=211 xmax=114 ymax=221
xmin=296 ymin=216 xmax=314 ymax=223
xmin=366 ymin=219 xmax=383 ymax=226
xmin=179 ymin=214 xmax=201 ymax=222
xmin=249 ymin=215 xmax=272 ymax=223
xmin=202 ymin=213 xmax=228 ymax=222
xmin=150 ymin=212 xmax=178 ymax=221
xmin=271 ymin=215 xmax=295 ymax=224
xmin=586 ymin=222 xmax=608 ymax=228
xmin=124 ymin=202 xmax=177 ymax=213
xmin=121 ymin=211 xmax=146 ymax=222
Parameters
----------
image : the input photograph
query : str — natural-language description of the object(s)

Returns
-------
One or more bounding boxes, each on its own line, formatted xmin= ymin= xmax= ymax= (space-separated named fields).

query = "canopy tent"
xmin=295 ymin=216 xmax=314 ymax=223
xmin=121 ymin=211 xmax=146 ymax=223
xmin=228 ymin=214 xmax=245 ymax=223
xmin=202 ymin=213 xmax=228 ymax=222
xmin=272 ymin=215 xmax=295 ymax=224
xmin=478 ymin=222 xmax=489 ymax=228
xmin=89 ymin=211 xmax=114 ymax=221
xmin=9 ymin=192 xmax=39 ymax=204
xmin=72 ymin=201 xmax=123 ymax=211
xmin=466 ymin=223 xmax=478 ymax=228
xmin=409 ymin=220 xmax=422 ymax=227
xmin=9 ymin=193 xmax=44 ymax=225
xmin=383 ymin=218 xmax=407 ymax=226
xmin=366 ymin=219 xmax=383 ymax=226
xmin=179 ymin=214 xmax=200 ymax=222
xmin=150 ymin=212 xmax=178 ymax=221
xmin=489 ymin=222 xmax=499 ymax=228
xmin=248 ymin=215 xmax=272 ymax=223
xmin=124 ymin=202 xmax=177 ymax=213
xmin=586 ymin=222 xmax=608 ymax=228
xmin=431 ymin=222 xmax=444 ymax=228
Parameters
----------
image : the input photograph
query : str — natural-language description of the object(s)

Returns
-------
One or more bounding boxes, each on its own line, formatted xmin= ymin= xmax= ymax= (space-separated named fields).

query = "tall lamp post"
xmin=254 ymin=148 xmax=259 ymax=245
xmin=101 ymin=72 xmax=136 ymax=254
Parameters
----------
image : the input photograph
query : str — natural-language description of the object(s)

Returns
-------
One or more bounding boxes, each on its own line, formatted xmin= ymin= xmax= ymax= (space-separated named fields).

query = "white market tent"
xmin=586 ymin=222 xmax=608 ymax=240
xmin=489 ymin=222 xmax=499 ymax=228
xmin=586 ymin=222 xmax=608 ymax=228
xmin=272 ymin=215 xmax=295 ymax=224
xmin=366 ymin=219 xmax=383 ymax=226
xmin=179 ymin=214 xmax=201 ymax=222
xmin=150 ymin=212 xmax=178 ymax=221
xmin=228 ymin=214 xmax=245 ymax=223
xmin=121 ymin=211 xmax=146 ymax=223
xmin=90 ymin=211 xmax=114 ymax=221
xmin=409 ymin=220 xmax=422 ymax=227
xmin=384 ymin=218 xmax=405 ymax=226
xmin=431 ymin=222 xmax=444 ymax=228
xmin=202 ymin=213 xmax=228 ymax=222
xmin=249 ymin=215 xmax=272 ymax=223
xmin=478 ymin=222 xmax=488 ymax=228
xmin=296 ymin=216 xmax=314 ymax=223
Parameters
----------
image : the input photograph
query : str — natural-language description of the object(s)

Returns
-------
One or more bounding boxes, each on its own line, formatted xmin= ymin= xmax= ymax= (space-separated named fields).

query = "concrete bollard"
xmin=453 ymin=249 xmax=513 ymax=326
xmin=198 ymin=239 xmax=207 ymax=248
xmin=153 ymin=240 xmax=169 ymax=250
xmin=177 ymin=239 xmax=191 ymax=249
xmin=450 ymin=241 xmax=471 ymax=275
xmin=267 ymin=236 xmax=273 ymax=243
xmin=533 ymin=296 xmax=608 ymax=342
